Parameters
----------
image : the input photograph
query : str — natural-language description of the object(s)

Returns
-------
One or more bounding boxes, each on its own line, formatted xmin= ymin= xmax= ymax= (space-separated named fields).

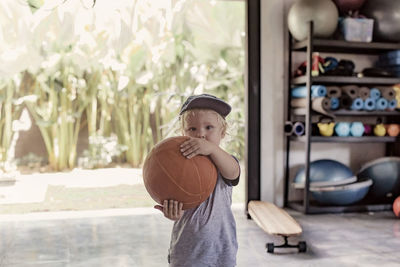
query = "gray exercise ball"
xmin=361 ymin=0 xmax=400 ymax=42
xmin=288 ymin=0 xmax=339 ymax=41
xmin=357 ymin=157 xmax=400 ymax=201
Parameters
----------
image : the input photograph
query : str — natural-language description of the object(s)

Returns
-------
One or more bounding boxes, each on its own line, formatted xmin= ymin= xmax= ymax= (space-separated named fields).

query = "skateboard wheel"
xmin=299 ymin=241 xmax=307 ymax=253
xmin=267 ymin=243 xmax=274 ymax=253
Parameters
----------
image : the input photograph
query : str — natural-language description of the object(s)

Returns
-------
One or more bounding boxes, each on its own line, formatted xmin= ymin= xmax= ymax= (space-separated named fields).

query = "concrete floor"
xmin=0 ymin=205 xmax=399 ymax=267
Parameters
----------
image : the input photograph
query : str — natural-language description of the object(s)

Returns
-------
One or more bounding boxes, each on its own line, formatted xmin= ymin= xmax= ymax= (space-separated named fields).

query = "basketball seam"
xmin=155 ymin=155 xmax=201 ymax=197
xmin=192 ymin=159 xmax=203 ymax=194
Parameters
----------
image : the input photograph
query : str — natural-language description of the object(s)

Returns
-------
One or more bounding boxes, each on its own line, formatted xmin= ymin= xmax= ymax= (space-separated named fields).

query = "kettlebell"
xmin=335 ymin=122 xmax=351 ymax=137
xmin=374 ymin=124 xmax=386 ymax=136
xmin=317 ymin=122 xmax=335 ymax=136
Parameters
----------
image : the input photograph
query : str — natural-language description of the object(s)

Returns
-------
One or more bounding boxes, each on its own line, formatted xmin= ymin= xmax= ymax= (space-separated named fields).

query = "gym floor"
xmin=0 ymin=204 xmax=399 ymax=267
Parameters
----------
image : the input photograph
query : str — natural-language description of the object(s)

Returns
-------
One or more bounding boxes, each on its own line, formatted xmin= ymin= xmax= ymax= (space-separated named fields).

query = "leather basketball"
xmin=142 ymin=136 xmax=217 ymax=210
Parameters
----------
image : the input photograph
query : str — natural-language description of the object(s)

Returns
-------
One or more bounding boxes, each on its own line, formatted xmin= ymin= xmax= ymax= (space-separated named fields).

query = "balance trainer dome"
xmin=142 ymin=136 xmax=217 ymax=210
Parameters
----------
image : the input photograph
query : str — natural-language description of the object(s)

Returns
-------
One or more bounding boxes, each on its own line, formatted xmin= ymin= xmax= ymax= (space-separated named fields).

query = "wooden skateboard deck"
xmin=248 ymin=201 xmax=306 ymax=253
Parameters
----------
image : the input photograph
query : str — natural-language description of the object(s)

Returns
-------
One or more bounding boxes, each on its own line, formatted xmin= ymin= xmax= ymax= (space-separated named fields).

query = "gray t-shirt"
xmin=168 ymin=164 xmax=240 ymax=267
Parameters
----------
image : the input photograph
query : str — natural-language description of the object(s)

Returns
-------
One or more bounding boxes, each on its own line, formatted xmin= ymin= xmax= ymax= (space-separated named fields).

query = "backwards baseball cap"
xmin=179 ymin=94 xmax=232 ymax=118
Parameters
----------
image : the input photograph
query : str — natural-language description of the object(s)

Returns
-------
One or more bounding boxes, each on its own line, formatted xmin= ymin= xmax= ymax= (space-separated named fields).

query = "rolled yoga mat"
xmin=350 ymin=122 xmax=365 ymax=137
xmin=293 ymin=121 xmax=305 ymax=136
xmin=291 ymin=97 xmax=332 ymax=116
xmin=358 ymin=87 xmax=370 ymax=100
xmin=340 ymin=94 xmax=353 ymax=109
xmin=312 ymin=97 xmax=331 ymax=115
xmin=388 ymin=99 xmax=398 ymax=110
xmin=290 ymin=98 xmax=307 ymax=108
xmin=326 ymin=86 xmax=342 ymax=98
xmin=335 ymin=122 xmax=351 ymax=137
xmin=311 ymin=86 xmax=327 ymax=98
xmin=363 ymin=98 xmax=376 ymax=111
xmin=330 ymin=97 xmax=340 ymax=110
xmin=380 ymin=87 xmax=396 ymax=100
xmin=291 ymin=85 xmax=327 ymax=98
xmin=351 ymin=98 xmax=364 ymax=110
xmin=370 ymin=88 xmax=381 ymax=100
xmin=284 ymin=121 xmax=294 ymax=136
xmin=393 ymin=85 xmax=400 ymax=108
xmin=376 ymin=98 xmax=389 ymax=110
xmin=341 ymin=85 xmax=359 ymax=99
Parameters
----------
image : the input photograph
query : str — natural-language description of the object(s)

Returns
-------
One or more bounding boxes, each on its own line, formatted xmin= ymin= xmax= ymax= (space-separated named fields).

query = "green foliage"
xmin=1 ymin=0 xmax=245 ymax=170
xmin=78 ymin=134 xmax=127 ymax=169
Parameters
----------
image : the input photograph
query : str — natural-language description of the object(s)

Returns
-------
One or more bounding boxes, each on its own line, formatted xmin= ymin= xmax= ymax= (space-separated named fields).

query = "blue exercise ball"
xmin=288 ymin=0 xmax=339 ymax=41
xmin=357 ymin=157 xmax=400 ymax=201
xmin=310 ymin=178 xmax=372 ymax=205
xmin=361 ymin=0 xmax=400 ymax=42
xmin=294 ymin=159 xmax=354 ymax=188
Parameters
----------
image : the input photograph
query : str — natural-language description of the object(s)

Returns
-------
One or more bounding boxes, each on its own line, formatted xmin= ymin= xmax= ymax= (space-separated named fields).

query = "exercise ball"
xmin=333 ymin=0 xmax=365 ymax=13
xmin=142 ymin=136 xmax=217 ymax=210
xmin=288 ymin=0 xmax=339 ymax=41
xmin=293 ymin=159 xmax=354 ymax=188
xmin=310 ymin=178 xmax=372 ymax=205
xmin=394 ymin=196 xmax=400 ymax=218
xmin=358 ymin=157 xmax=400 ymax=202
xmin=361 ymin=0 xmax=400 ymax=42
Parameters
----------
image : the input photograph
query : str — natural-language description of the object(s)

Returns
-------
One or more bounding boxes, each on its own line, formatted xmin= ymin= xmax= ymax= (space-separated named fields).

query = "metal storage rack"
xmin=285 ymin=22 xmax=400 ymax=214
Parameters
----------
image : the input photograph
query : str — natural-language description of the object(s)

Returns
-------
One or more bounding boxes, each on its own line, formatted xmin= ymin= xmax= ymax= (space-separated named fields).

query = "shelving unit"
xmin=293 ymin=76 xmax=400 ymax=86
xmin=285 ymin=22 xmax=400 ymax=214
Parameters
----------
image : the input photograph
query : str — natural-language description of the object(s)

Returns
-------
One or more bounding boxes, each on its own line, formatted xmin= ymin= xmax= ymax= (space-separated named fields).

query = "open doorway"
xmin=0 ymin=0 xmax=246 ymax=213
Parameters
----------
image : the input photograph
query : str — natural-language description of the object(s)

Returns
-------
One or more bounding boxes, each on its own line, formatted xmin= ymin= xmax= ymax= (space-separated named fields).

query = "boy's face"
xmin=182 ymin=110 xmax=224 ymax=145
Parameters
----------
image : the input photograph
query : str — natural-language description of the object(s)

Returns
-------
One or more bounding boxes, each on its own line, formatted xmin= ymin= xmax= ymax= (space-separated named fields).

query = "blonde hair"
xmin=180 ymin=108 xmax=228 ymax=136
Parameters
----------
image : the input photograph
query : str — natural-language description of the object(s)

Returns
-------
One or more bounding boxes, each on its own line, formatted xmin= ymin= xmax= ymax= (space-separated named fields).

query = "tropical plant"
xmin=0 ymin=0 xmax=245 ymax=170
xmin=0 ymin=1 xmax=41 ymax=173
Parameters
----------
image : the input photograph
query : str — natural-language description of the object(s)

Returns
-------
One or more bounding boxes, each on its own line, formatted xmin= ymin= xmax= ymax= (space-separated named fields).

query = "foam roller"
xmin=350 ymin=122 xmax=365 ymax=137
xmin=341 ymin=85 xmax=359 ymax=99
xmin=335 ymin=122 xmax=351 ymax=137
xmin=330 ymin=97 xmax=340 ymax=110
xmin=393 ymin=85 xmax=400 ymax=108
xmin=311 ymin=85 xmax=327 ymax=98
xmin=284 ymin=121 xmax=294 ymax=136
xmin=293 ymin=121 xmax=305 ymax=136
xmin=326 ymin=86 xmax=342 ymax=98
xmin=370 ymin=88 xmax=381 ymax=100
xmin=340 ymin=95 xmax=352 ymax=109
xmin=388 ymin=99 xmax=397 ymax=110
xmin=358 ymin=87 xmax=370 ymax=100
xmin=351 ymin=98 xmax=364 ymax=110
xmin=291 ymin=87 xmax=307 ymax=98
xmin=363 ymin=98 xmax=376 ymax=111
xmin=380 ymin=87 xmax=396 ymax=100
xmin=291 ymin=85 xmax=327 ymax=98
xmin=376 ymin=98 xmax=388 ymax=110
xmin=312 ymin=97 xmax=331 ymax=116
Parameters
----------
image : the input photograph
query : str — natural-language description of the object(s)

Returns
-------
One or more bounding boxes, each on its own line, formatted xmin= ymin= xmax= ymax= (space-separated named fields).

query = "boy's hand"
xmin=180 ymin=137 xmax=216 ymax=159
xmin=154 ymin=200 xmax=184 ymax=221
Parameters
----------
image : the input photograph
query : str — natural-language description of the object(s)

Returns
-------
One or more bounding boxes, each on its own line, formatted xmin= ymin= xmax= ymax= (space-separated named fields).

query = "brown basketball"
xmin=142 ymin=136 xmax=217 ymax=210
